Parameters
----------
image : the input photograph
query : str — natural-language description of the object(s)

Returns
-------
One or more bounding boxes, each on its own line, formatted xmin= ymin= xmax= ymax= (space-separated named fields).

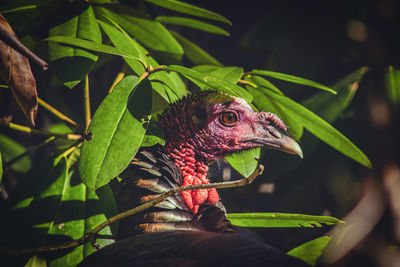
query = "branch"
xmin=0 ymin=121 xmax=82 ymax=140
xmin=0 ymin=22 xmax=48 ymax=70
xmin=0 ymin=164 xmax=264 ymax=257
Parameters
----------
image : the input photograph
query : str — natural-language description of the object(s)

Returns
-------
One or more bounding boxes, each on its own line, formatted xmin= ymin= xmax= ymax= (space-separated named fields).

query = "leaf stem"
xmin=84 ymin=74 xmax=91 ymax=130
xmin=38 ymin=97 xmax=82 ymax=131
xmin=238 ymin=79 xmax=257 ymax=88
xmin=0 ymin=164 xmax=264 ymax=257
xmin=1 ymin=122 xmax=82 ymax=140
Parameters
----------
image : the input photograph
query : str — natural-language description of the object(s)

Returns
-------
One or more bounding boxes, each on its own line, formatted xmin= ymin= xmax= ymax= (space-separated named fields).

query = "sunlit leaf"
xmin=97 ymin=20 xmax=146 ymax=75
xmin=226 ymin=148 xmax=260 ymax=177
xmin=24 ymin=255 xmax=47 ymax=267
xmin=79 ymin=76 xmax=152 ymax=189
xmin=227 ymin=213 xmax=342 ymax=228
xmin=245 ymin=75 xmax=283 ymax=95
xmin=252 ymin=69 xmax=336 ymax=94
xmin=170 ymin=31 xmax=222 ymax=66
xmin=46 ymin=36 xmax=141 ymax=60
xmin=48 ymin=4 xmax=101 ymax=88
xmin=287 ymin=236 xmax=331 ymax=266
xmin=263 ymin=90 xmax=372 ymax=168
xmin=167 ymin=65 xmax=253 ymax=103
xmin=94 ymin=5 xmax=183 ymax=56
xmin=247 ymin=87 xmax=303 ymax=140
xmin=156 ymin=16 xmax=229 ymax=36
xmin=145 ymin=0 xmax=231 ymax=25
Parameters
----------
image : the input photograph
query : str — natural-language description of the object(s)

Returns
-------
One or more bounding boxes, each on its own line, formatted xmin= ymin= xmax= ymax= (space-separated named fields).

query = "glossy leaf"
xmin=0 ymin=133 xmax=32 ymax=173
xmin=247 ymin=87 xmax=303 ymax=140
xmin=251 ymin=68 xmax=369 ymax=177
xmin=252 ymin=69 xmax=336 ymax=94
xmin=98 ymin=18 xmax=186 ymax=102
xmin=226 ymin=148 xmax=261 ymax=177
xmin=287 ymin=236 xmax=331 ymax=266
xmin=303 ymin=67 xmax=369 ymax=122
xmin=79 ymin=76 xmax=152 ymax=189
xmin=46 ymin=36 xmax=141 ymax=61
xmin=145 ymin=0 xmax=231 ymax=25
xmin=94 ymin=6 xmax=183 ymax=56
xmin=227 ymin=213 xmax=342 ymax=228
xmin=170 ymin=31 xmax=222 ymax=66
xmin=156 ymin=16 xmax=229 ymax=36
xmin=166 ymin=65 xmax=253 ymax=103
xmin=191 ymin=66 xmax=243 ymax=90
xmin=97 ymin=20 xmax=146 ymax=75
xmin=263 ymin=90 xmax=372 ymax=168
xmin=48 ymin=5 xmax=101 ymax=88
xmin=245 ymin=75 xmax=283 ymax=95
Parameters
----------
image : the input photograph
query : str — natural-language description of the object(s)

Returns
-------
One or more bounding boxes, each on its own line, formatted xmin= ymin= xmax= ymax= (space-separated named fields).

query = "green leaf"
xmin=247 ymin=87 xmax=303 ymax=140
xmin=250 ymin=68 xmax=369 ymax=177
xmin=263 ymin=90 xmax=372 ymax=168
xmin=192 ymin=65 xmax=221 ymax=73
xmin=226 ymin=148 xmax=260 ymax=177
xmin=287 ymin=236 xmax=331 ymax=266
xmin=227 ymin=213 xmax=342 ymax=228
xmin=156 ymin=16 xmax=229 ymax=36
xmin=1 ymin=5 xmax=38 ymax=14
xmin=46 ymin=36 xmax=141 ymax=61
xmin=145 ymin=0 xmax=231 ymax=25
xmin=47 ymin=173 xmax=117 ymax=266
xmin=252 ymin=69 xmax=336 ymax=94
xmin=303 ymin=67 xmax=368 ymax=122
xmin=48 ymin=5 xmax=101 ymax=88
xmin=141 ymin=135 xmax=165 ymax=147
xmin=170 ymin=31 xmax=222 ymax=66
xmin=386 ymin=66 xmax=400 ymax=105
xmin=97 ymin=20 xmax=146 ymax=75
xmin=0 ymin=133 xmax=32 ymax=173
xmin=79 ymin=76 xmax=152 ymax=189
xmin=97 ymin=18 xmax=187 ymax=102
xmin=190 ymin=66 xmax=243 ymax=90
xmin=166 ymin=65 xmax=253 ymax=103
xmin=94 ymin=6 xmax=183 ymax=56
xmin=245 ymin=75 xmax=283 ymax=95
xmin=2 ymin=156 xmax=68 ymax=249
xmin=24 ymin=255 xmax=47 ymax=267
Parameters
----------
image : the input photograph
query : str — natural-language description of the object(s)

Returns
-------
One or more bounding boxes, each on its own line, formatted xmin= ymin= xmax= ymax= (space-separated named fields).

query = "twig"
xmin=38 ymin=97 xmax=82 ymax=131
xmin=83 ymin=75 xmax=91 ymax=130
xmin=1 ymin=122 xmax=82 ymax=140
xmin=0 ymin=164 xmax=264 ymax=257
xmin=4 ymin=136 xmax=56 ymax=171
xmin=0 ymin=22 xmax=48 ymax=70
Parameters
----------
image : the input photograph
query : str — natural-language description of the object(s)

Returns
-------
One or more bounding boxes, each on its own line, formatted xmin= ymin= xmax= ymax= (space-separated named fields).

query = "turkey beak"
xmin=278 ymin=135 xmax=303 ymax=158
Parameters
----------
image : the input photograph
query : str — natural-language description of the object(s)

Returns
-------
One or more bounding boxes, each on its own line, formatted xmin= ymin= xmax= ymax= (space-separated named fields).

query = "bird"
xmin=78 ymin=91 xmax=306 ymax=267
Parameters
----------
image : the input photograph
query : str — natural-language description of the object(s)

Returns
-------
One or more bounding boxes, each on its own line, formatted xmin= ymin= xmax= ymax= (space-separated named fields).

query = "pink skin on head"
xmin=160 ymin=93 xmax=288 ymax=214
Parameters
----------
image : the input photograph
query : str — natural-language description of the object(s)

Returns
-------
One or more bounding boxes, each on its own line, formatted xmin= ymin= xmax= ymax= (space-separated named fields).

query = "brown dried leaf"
xmin=0 ymin=14 xmax=38 ymax=125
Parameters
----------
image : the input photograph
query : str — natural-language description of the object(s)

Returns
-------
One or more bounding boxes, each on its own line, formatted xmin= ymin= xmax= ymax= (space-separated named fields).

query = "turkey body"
xmin=78 ymin=92 xmax=307 ymax=266
xmin=79 ymin=145 xmax=307 ymax=267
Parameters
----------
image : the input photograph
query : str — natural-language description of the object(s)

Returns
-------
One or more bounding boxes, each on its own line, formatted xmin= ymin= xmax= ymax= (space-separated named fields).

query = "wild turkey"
xmin=79 ymin=91 xmax=306 ymax=266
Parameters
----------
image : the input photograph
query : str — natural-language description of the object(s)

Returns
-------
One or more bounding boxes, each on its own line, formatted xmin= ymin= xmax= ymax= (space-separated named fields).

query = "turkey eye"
xmin=219 ymin=111 xmax=238 ymax=126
